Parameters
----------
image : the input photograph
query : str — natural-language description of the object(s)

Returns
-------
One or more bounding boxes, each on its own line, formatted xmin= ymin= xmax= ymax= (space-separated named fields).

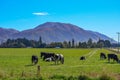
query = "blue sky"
xmin=0 ymin=0 xmax=120 ymax=41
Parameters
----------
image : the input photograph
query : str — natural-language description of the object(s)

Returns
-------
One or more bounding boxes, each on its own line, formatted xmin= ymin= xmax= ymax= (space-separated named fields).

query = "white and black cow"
xmin=45 ymin=57 xmax=55 ymax=62
xmin=54 ymin=54 xmax=64 ymax=64
xmin=31 ymin=55 xmax=38 ymax=65
xmin=40 ymin=52 xmax=55 ymax=61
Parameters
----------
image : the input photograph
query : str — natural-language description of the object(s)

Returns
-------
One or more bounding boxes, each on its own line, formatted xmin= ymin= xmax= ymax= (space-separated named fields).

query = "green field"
xmin=0 ymin=48 xmax=120 ymax=80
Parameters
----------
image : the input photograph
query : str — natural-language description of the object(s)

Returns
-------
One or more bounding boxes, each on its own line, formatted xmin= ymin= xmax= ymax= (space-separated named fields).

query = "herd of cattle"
xmin=32 ymin=52 xmax=64 ymax=65
xmin=100 ymin=53 xmax=119 ymax=63
xmin=32 ymin=51 xmax=120 ymax=65
xmin=80 ymin=52 xmax=120 ymax=63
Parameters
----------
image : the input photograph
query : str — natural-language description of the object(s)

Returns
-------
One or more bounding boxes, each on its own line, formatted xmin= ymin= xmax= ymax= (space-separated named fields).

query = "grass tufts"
xmin=78 ymin=75 xmax=91 ymax=80
xmin=19 ymin=77 xmax=44 ymax=80
xmin=68 ymin=76 xmax=78 ymax=80
xmin=49 ymin=74 xmax=67 ymax=80
xmin=99 ymin=74 xmax=114 ymax=80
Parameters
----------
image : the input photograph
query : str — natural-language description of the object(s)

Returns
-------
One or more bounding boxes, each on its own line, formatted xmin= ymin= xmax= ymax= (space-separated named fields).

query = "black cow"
xmin=32 ymin=55 xmax=38 ymax=65
xmin=40 ymin=52 xmax=46 ymax=58
xmin=80 ymin=56 xmax=86 ymax=60
xmin=40 ymin=52 xmax=55 ymax=61
xmin=108 ymin=54 xmax=119 ymax=62
xmin=100 ymin=52 xmax=106 ymax=59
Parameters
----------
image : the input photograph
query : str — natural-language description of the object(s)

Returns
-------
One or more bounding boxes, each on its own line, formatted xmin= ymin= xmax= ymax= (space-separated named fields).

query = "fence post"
xmin=37 ymin=65 xmax=40 ymax=76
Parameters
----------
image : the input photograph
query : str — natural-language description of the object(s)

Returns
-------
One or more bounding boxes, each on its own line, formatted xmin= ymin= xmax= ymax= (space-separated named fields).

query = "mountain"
xmin=87 ymin=31 xmax=115 ymax=43
xmin=0 ymin=28 xmax=19 ymax=43
xmin=0 ymin=22 xmax=116 ymax=43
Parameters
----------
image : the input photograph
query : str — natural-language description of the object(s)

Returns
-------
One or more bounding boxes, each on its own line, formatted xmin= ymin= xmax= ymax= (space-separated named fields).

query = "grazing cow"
xmin=45 ymin=57 xmax=55 ymax=62
xmin=32 ymin=55 xmax=38 ymax=65
xmin=108 ymin=54 xmax=119 ymax=62
xmin=40 ymin=52 xmax=46 ymax=58
xmin=40 ymin=52 xmax=55 ymax=61
xmin=80 ymin=56 xmax=86 ymax=60
xmin=54 ymin=54 xmax=64 ymax=64
xmin=100 ymin=52 xmax=106 ymax=59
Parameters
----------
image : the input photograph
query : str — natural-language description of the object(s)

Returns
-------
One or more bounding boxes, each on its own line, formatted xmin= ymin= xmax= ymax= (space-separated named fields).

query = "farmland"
xmin=0 ymin=48 xmax=120 ymax=80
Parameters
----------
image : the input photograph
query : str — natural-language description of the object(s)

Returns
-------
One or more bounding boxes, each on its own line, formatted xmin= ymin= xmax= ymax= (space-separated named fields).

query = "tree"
xmin=91 ymin=42 xmax=97 ymax=48
xmin=72 ymin=39 xmax=75 ymax=48
xmin=68 ymin=41 xmax=71 ymax=48
xmin=87 ymin=38 xmax=93 ymax=48
xmin=104 ymin=40 xmax=111 ymax=47
xmin=78 ymin=42 xmax=82 ymax=48
xmin=81 ymin=42 xmax=87 ymax=48
xmin=39 ymin=36 xmax=42 ymax=45
xmin=97 ymin=39 xmax=104 ymax=48
xmin=63 ymin=41 xmax=68 ymax=48
xmin=48 ymin=42 xmax=62 ymax=48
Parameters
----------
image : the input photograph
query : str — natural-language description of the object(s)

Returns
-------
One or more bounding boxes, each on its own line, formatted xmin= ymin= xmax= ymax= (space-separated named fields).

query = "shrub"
xmin=49 ymin=75 xmax=67 ymax=80
xmin=19 ymin=77 xmax=44 ymax=80
xmin=78 ymin=75 xmax=91 ymax=80
xmin=99 ymin=74 xmax=113 ymax=80
xmin=68 ymin=76 xmax=77 ymax=80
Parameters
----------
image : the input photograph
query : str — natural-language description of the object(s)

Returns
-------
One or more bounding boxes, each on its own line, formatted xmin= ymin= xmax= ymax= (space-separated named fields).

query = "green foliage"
xmin=0 ymin=38 xmax=112 ymax=48
xmin=97 ymin=39 xmax=111 ymax=48
xmin=68 ymin=76 xmax=77 ymax=80
xmin=87 ymin=38 xmax=93 ymax=48
xmin=72 ymin=39 xmax=75 ymax=48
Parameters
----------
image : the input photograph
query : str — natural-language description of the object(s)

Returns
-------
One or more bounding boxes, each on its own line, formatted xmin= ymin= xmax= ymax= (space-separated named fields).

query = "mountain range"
xmin=0 ymin=22 xmax=116 ymax=43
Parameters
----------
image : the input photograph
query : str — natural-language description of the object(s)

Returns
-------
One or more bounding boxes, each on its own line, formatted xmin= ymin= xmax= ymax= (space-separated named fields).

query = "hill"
xmin=0 ymin=28 xmax=19 ymax=43
xmin=0 ymin=22 xmax=116 ymax=43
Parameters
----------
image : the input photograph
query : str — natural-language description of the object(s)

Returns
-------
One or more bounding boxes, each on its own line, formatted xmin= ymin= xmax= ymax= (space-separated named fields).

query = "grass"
xmin=0 ymin=48 xmax=119 ymax=79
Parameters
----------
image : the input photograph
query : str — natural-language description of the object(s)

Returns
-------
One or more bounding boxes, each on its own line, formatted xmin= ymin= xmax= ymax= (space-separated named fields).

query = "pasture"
xmin=0 ymin=48 xmax=120 ymax=80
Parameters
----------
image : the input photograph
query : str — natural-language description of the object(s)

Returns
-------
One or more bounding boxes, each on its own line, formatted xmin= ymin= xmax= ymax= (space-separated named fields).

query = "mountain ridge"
xmin=0 ymin=27 xmax=19 ymax=43
xmin=0 ymin=22 xmax=116 ymax=43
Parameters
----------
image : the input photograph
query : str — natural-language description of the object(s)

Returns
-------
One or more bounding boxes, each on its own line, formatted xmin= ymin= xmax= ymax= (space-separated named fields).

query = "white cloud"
xmin=32 ymin=12 xmax=49 ymax=16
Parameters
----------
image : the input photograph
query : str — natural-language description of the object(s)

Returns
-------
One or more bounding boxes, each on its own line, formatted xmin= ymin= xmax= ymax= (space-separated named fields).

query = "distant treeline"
xmin=0 ymin=37 xmax=116 ymax=48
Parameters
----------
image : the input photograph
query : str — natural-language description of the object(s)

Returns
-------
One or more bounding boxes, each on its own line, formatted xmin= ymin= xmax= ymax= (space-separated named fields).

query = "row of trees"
xmin=0 ymin=37 xmax=44 ymax=48
xmin=0 ymin=37 xmax=112 ymax=48
xmin=47 ymin=39 xmax=111 ymax=48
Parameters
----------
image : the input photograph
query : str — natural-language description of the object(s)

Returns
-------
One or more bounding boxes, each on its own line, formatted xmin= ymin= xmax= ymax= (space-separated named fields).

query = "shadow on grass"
xmin=49 ymin=63 xmax=64 ymax=66
xmin=104 ymin=62 xmax=118 ymax=64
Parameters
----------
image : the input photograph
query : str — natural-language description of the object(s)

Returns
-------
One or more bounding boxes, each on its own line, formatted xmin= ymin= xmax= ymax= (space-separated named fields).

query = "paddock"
xmin=0 ymin=48 xmax=120 ymax=79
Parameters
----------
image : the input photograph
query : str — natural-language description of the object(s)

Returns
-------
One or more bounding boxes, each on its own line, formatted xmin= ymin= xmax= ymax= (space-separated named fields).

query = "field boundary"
xmin=85 ymin=49 xmax=98 ymax=58
xmin=107 ymin=48 xmax=120 ymax=54
xmin=89 ymin=49 xmax=98 ymax=58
